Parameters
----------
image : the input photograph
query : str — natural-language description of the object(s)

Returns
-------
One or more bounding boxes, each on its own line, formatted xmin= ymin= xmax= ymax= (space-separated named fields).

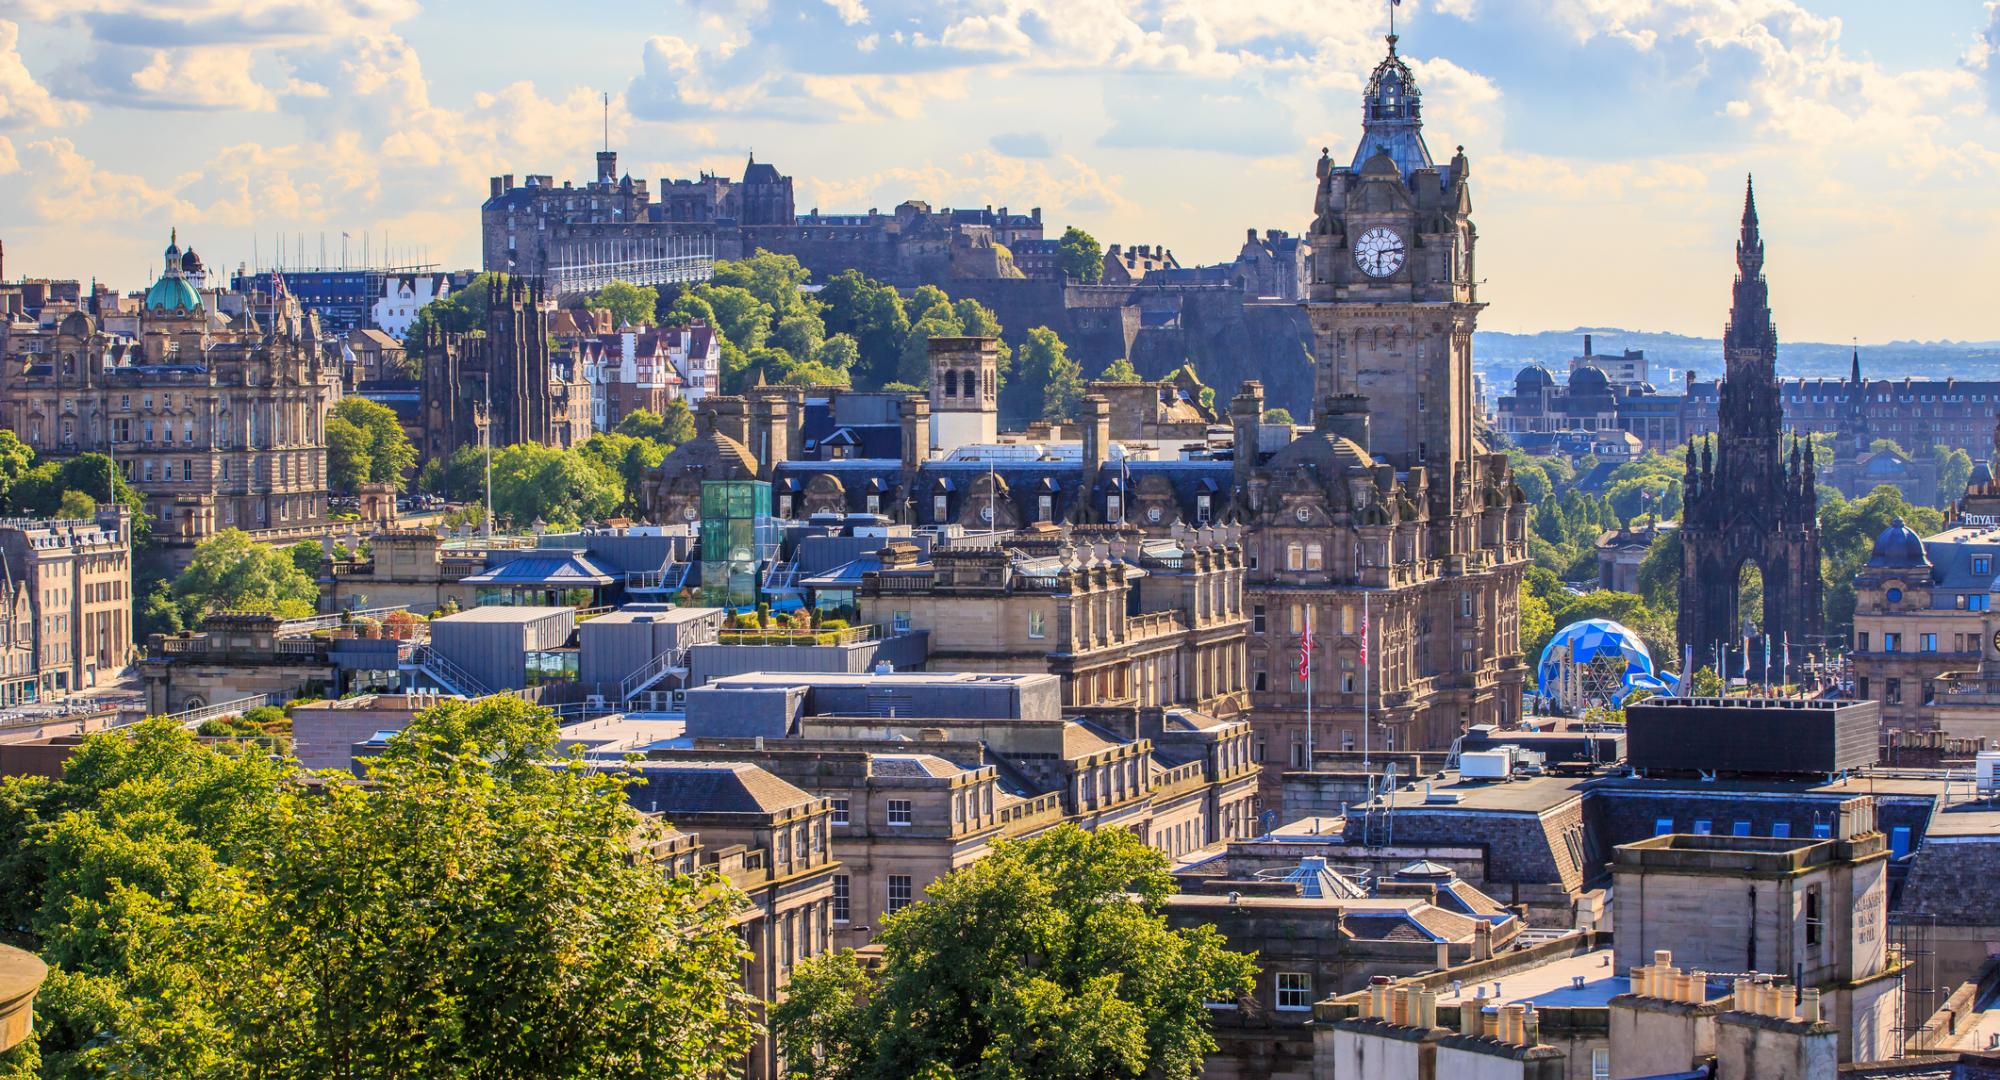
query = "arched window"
xmin=944 ymin=370 xmax=958 ymax=397
xmin=1286 ymin=543 xmax=1304 ymax=571
xmin=1306 ymin=543 xmax=1325 ymax=570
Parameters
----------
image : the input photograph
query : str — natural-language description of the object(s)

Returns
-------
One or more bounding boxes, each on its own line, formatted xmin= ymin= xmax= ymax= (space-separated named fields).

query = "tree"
xmin=56 ymin=490 xmax=96 ymax=520
xmin=1520 ymin=582 xmax=1556 ymax=661
xmin=1099 ymin=358 xmax=1143 ymax=383
xmin=1819 ymin=484 xmax=1946 ymax=640
xmin=287 ymin=539 xmax=326 ymax=579
xmin=488 ymin=443 xmax=623 ymax=526
xmin=815 ymin=333 xmax=862 ymax=372
xmin=170 ymin=529 xmax=319 ymax=624
xmin=402 ymin=271 xmax=502 ymax=350
xmin=771 ymin=824 xmax=1255 ymax=1080
xmin=578 ymin=432 xmax=669 ymax=517
xmin=1015 ymin=327 xmax=1084 ymax=425
xmin=325 ymin=413 xmax=373 ymax=492
xmin=820 ymin=271 xmax=909 ymax=390
xmin=1057 ymin=226 xmax=1103 ymax=284
xmin=0 ymin=701 xmax=758 ymax=1077
xmin=693 ymin=284 xmax=772 ymax=353
xmin=418 ymin=444 xmax=487 ymax=502
xmin=327 ymin=398 xmax=416 ymax=489
xmin=1936 ymin=445 xmax=1975 ymax=506
xmin=663 ymin=292 xmax=718 ymax=330
xmin=1689 ymin=666 xmax=1726 ymax=696
xmin=613 ymin=404 xmax=693 ymax=448
xmin=1262 ymin=408 xmax=1295 ymax=425
xmin=589 ymin=279 xmax=660 ymax=328
xmin=1868 ymin=437 xmax=1910 ymax=458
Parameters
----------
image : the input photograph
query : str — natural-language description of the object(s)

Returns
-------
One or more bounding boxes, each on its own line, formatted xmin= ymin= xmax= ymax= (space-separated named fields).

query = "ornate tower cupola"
xmin=1353 ymin=36 xmax=1433 ymax=176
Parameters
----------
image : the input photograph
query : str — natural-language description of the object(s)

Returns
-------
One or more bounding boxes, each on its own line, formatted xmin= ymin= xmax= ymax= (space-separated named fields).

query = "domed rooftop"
xmin=1514 ymin=365 xmax=1554 ymax=394
xmin=1568 ymin=364 xmax=1611 ymax=394
xmin=1263 ymin=427 xmax=1372 ymax=477
xmin=661 ymin=425 xmax=757 ymax=479
xmin=145 ymin=228 xmax=202 ymax=313
xmin=145 ymin=273 xmax=201 ymax=313
xmin=180 ymin=246 xmax=204 ymax=273
xmin=1970 ymin=461 xmax=1993 ymax=490
xmin=1867 ymin=517 xmax=1930 ymax=569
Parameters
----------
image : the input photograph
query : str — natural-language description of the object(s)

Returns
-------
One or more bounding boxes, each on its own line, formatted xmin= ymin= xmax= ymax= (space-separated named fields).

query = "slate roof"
xmin=618 ymin=761 xmax=816 ymax=817
xmin=459 ymin=552 xmax=616 ymax=586
xmin=872 ymin=753 xmax=967 ymax=779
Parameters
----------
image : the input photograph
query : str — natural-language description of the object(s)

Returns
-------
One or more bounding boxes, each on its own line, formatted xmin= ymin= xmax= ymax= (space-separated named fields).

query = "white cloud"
xmin=0 ymin=136 xmax=16 ymax=175
xmin=0 ymin=20 xmax=86 ymax=128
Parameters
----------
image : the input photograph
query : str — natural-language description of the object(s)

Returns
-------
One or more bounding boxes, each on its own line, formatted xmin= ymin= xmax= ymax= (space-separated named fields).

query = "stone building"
xmin=616 ymin=761 xmax=839 ymax=1080
xmin=661 ymin=667 xmax=1258 ymax=945
xmin=1679 ymin=181 xmax=1824 ymax=663
xmin=1849 ymin=517 xmax=1992 ymax=731
xmin=0 ymin=508 xmax=134 ymax=704
xmin=417 ymin=275 xmax=591 ymax=463
xmin=0 ymin=232 xmax=341 ymax=547
xmin=138 ymin=610 xmax=409 ymax=714
xmin=1237 ymin=33 xmax=1531 ymax=798
xmin=854 ymin=526 xmax=1251 ymax=722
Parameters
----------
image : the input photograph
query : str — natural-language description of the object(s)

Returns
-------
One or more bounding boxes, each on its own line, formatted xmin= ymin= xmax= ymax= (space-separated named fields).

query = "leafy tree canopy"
xmin=772 ymin=824 xmax=1255 ymax=1080
xmin=169 ymin=528 xmax=320 ymax=625
xmin=588 ymin=279 xmax=660 ymax=328
xmin=1099 ymin=358 xmax=1142 ymax=383
xmin=1262 ymin=408 xmax=1295 ymax=425
xmin=1057 ymin=226 xmax=1103 ymax=284
xmin=0 ymin=700 xmax=756 ymax=1077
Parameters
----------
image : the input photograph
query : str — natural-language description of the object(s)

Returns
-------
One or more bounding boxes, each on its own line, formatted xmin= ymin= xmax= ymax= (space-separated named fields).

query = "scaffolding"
xmin=1891 ymin=910 xmax=1939 ymax=1054
xmin=545 ymin=233 xmax=716 ymax=298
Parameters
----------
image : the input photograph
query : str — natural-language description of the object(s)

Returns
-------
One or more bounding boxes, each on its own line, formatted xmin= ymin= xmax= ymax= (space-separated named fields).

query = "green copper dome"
xmin=144 ymin=227 xmax=202 ymax=312
xmin=145 ymin=273 xmax=202 ymax=312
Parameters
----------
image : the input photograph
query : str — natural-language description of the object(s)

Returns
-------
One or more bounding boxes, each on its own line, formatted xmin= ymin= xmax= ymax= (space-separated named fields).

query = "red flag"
xmin=1358 ymin=601 xmax=1369 ymax=666
xmin=1298 ymin=610 xmax=1313 ymax=683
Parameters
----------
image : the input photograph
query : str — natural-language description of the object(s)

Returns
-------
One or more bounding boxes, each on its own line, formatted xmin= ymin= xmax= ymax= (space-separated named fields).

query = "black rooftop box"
xmin=1625 ymin=697 xmax=1880 ymax=776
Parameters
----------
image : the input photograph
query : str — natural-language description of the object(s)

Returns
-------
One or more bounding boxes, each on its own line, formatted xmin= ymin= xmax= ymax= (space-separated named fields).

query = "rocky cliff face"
xmin=944 ymin=279 xmax=1317 ymax=421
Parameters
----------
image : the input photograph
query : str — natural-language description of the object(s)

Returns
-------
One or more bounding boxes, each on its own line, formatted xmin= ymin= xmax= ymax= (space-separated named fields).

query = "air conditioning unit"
xmin=1460 ymin=750 xmax=1511 ymax=780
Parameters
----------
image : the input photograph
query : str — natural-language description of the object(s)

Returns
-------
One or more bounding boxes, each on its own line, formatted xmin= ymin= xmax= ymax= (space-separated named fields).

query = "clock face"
xmin=1147 ymin=506 xmax=1163 ymax=523
xmin=1295 ymin=507 xmax=1312 ymax=523
xmin=1354 ymin=227 xmax=1406 ymax=278
xmin=1991 ymin=629 xmax=2000 ymax=654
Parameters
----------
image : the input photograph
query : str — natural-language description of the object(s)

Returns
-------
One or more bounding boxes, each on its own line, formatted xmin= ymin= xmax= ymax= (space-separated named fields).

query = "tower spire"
xmin=1737 ymin=174 xmax=1763 ymax=278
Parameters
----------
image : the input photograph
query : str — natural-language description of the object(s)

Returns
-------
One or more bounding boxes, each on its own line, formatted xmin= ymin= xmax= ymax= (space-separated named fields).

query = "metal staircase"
xmin=620 ymin=645 xmax=690 ymax=701
xmin=403 ymin=644 xmax=493 ymax=698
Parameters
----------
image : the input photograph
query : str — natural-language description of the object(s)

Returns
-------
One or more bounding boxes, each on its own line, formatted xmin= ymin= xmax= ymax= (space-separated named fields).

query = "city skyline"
xmin=1 ymin=0 xmax=1997 ymax=342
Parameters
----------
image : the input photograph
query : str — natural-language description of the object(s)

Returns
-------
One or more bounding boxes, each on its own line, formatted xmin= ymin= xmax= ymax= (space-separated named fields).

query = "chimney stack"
xmin=1585 ymin=333 xmax=1594 ymax=356
xmin=1081 ymin=395 xmax=1111 ymax=519
xmin=1230 ymin=381 xmax=1264 ymax=502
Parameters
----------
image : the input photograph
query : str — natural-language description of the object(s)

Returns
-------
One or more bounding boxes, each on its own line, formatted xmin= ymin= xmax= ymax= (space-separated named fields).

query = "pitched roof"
xmin=620 ymin=762 xmax=815 ymax=816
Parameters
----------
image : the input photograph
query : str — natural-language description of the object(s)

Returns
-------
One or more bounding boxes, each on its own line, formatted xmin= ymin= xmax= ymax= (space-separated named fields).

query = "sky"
xmin=2 ymin=0 xmax=1998 ymax=343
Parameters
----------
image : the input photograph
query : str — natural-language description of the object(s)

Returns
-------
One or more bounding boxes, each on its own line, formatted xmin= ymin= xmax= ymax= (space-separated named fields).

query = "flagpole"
xmin=1304 ymin=605 xmax=1314 ymax=771
xmin=1361 ymin=591 xmax=1371 ymax=773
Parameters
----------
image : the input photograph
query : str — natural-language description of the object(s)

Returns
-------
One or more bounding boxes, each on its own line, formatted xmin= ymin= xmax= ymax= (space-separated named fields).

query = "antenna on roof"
xmin=603 ymin=91 xmax=610 ymax=152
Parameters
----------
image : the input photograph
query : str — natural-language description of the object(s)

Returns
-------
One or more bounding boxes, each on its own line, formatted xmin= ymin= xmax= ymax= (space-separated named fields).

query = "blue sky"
xmin=2 ymin=0 xmax=1997 ymax=342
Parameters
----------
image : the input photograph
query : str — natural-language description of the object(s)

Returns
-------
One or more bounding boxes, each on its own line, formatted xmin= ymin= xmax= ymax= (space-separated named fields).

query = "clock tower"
xmin=1307 ymin=34 xmax=1480 ymax=525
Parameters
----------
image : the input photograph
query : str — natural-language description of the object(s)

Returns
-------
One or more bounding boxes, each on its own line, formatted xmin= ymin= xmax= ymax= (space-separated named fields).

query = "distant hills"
xmin=1473 ymin=328 xmax=2000 ymax=385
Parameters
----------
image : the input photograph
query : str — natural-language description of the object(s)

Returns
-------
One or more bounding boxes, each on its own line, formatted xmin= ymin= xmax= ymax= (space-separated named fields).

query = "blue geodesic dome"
xmin=1535 ymin=618 xmax=1670 ymax=706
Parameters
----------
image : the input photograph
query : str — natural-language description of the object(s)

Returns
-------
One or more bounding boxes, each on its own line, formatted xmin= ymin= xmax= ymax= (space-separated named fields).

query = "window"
xmin=1858 ymin=677 xmax=1870 ymax=700
xmin=1975 ymin=594 xmax=1992 ymax=612
xmin=887 ymin=799 xmax=913 ymax=826
xmin=1733 ymin=821 xmax=1752 ymax=837
xmin=1886 ymin=678 xmax=1902 ymax=705
xmin=864 ymin=494 xmax=881 ymax=514
xmin=1028 ymin=610 xmax=1046 ymax=639
xmin=1886 ymin=587 xmax=1903 ymax=604
xmin=1038 ymin=494 xmax=1053 ymax=521
xmin=1286 ymin=543 xmax=1304 ymax=571
xmin=1461 ymin=593 xmax=1475 ymax=618
xmin=1693 ymin=819 xmax=1712 ymax=835
xmin=933 ymin=494 xmax=949 ymax=520
xmin=1196 ymin=494 xmax=1211 ymax=523
xmin=832 ymin=875 xmax=851 ymax=922
xmin=1977 ymin=556 xmax=1992 ymax=576
xmin=887 ymin=874 xmax=913 ymax=914
xmin=831 ymin=797 xmax=850 ymax=825
xmin=1106 ymin=494 xmax=1122 ymax=523
xmin=1923 ymin=633 xmax=1938 ymax=653
xmin=1805 ymin=886 xmax=1823 ymax=947
xmin=893 ymin=610 xmax=911 ymax=633
xmin=1883 ymin=633 xmax=1901 ymax=653
xmin=1275 ymin=972 xmax=1313 ymax=1011
xmin=1305 ymin=543 xmax=1324 ymax=571
xmin=776 ymin=832 xmax=790 ymax=864
xmin=1891 ymin=826 xmax=1912 ymax=858
xmin=1591 ymin=1049 xmax=1611 ymax=1080
xmin=1772 ymin=821 xmax=1792 ymax=838
xmin=1252 ymin=605 xmax=1266 ymax=634
xmin=1252 ymin=671 xmax=1268 ymax=692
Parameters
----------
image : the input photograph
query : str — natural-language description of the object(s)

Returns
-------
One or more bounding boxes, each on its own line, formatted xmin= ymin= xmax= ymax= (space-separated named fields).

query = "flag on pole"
xmin=1298 ymin=610 xmax=1313 ymax=683
xmin=1358 ymin=601 xmax=1369 ymax=666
